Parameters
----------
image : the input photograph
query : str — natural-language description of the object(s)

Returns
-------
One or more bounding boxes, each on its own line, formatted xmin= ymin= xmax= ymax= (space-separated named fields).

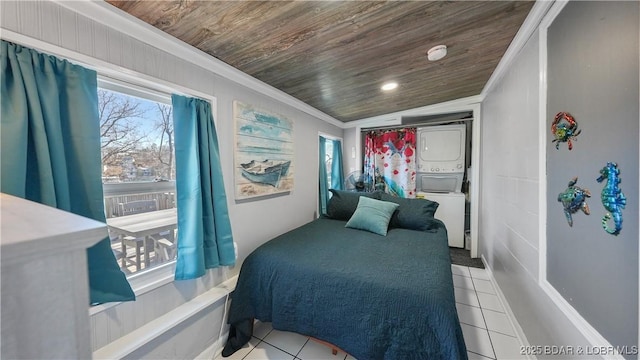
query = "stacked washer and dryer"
xmin=415 ymin=124 xmax=467 ymax=248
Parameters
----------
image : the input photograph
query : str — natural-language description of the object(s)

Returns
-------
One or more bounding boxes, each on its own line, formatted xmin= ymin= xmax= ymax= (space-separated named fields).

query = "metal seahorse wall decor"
xmin=596 ymin=162 xmax=626 ymax=235
xmin=557 ymin=177 xmax=591 ymax=227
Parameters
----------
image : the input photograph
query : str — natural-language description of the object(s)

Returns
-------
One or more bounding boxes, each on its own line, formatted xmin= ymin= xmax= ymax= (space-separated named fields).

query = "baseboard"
xmin=481 ymin=255 xmax=536 ymax=360
xmin=539 ymin=280 xmax=625 ymax=360
xmin=194 ymin=331 xmax=229 ymax=360
xmin=93 ymin=276 xmax=237 ymax=359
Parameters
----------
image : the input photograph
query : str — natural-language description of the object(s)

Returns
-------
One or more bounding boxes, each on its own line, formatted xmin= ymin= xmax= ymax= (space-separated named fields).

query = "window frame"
xmin=318 ymin=132 xmax=343 ymax=215
xmin=3 ymin=31 xmax=219 ymax=313
xmin=319 ymin=133 xmax=344 ymax=183
xmin=94 ymin=81 xmax=217 ymax=315
xmin=98 ymin=78 xmax=178 ymax=271
xmin=93 ymin=78 xmax=217 ymax=308
xmin=92 ymin=78 xmax=218 ymax=313
xmin=324 ymin=139 xmax=334 ymax=186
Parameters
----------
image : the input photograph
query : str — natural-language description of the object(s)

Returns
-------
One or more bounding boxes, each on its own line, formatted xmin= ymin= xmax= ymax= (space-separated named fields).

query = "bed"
xmin=223 ymin=190 xmax=467 ymax=360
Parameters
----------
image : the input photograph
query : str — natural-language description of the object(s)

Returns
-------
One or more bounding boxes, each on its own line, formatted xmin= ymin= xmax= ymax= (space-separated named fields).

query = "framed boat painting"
xmin=233 ymin=101 xmax=294 ymax=200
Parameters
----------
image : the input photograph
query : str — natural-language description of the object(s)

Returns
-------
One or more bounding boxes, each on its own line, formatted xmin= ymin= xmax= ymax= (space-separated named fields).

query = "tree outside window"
xmin=98 ymin=88 xmax=174 ymax=182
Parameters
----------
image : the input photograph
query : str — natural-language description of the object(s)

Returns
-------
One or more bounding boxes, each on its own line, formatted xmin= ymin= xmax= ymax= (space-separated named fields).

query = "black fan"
xmin=344 ymin=171 xmax=372 ymax=192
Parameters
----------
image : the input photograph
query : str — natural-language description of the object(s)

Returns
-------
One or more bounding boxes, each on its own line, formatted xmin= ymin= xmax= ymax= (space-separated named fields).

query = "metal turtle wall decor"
xmin=557 ymin=177 xmax=591 ymax=227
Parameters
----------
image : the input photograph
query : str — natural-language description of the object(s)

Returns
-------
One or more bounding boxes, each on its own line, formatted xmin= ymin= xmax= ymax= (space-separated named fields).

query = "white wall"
xmin=1 ymin=0 xmax=342 ymax=357
xmin=342 ymin=127 xmax=359 ymax=174
xmin=480 ymin=23 xmax=595 ymax=355
xmin=481 ymin=2 xmax=640 ymax=356
xmin=544 ymin=1 xmax=638 ymax=350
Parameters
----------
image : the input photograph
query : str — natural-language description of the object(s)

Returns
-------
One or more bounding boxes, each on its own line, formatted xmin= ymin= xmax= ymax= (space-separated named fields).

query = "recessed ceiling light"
xmin=427 ymin=45 xmax=447 ymax=61
xmin=381 ymin=82 xmax=398 ymax=91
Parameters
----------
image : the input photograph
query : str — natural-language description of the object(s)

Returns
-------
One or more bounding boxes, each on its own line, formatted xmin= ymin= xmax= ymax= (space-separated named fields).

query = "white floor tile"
xmin=469 ymin=267 xmax=491 ymax=280
xmin=297 ymin=338 xmax=348 ymax=360
xmin=263 ymin=329 xmax=309 ymax=356
xmin=253 ymin=320 xmax=274 ymax=340
xmin=477 ymin=292 xmax=504 ymax=313
xmin=452 ymin=264 xmax=472 ymax=277
xmin=460 ymin=323 xmax=495 ymax=359
xmin=455 ymin=287 xmax=480 ymax=307
xmin=490 ymin=331 xmax=525 ymax=359
xmin=456 ymin=303 xmax=486 ymax=329
xmin=483 ymin=309 xmax=515 ymax=337
xmin=244 ymin=341 xmax=295 ymax=360
xmin=472 ymin=278 xmax=496 ymax=295
xmin=453 ymin=274 xmax=476 ymax=290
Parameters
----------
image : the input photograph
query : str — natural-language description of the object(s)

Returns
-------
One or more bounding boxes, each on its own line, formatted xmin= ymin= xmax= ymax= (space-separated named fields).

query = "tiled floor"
xmin=218 ymin=264 xmax=525 ymax=360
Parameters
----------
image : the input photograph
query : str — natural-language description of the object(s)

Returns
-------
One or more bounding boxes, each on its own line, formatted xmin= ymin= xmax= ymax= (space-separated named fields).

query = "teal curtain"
xmin=319 ymin=136 xmax=344 ymax=215
xmin=319 ymin=137 xmax=329 ymax=215
xmin=0 ymin=40 xmax=135 ymax=304
xmin=331 ymin=139 xmax=345 ymax=191
xmin=172 ymin=94 xmax=235 ymax=280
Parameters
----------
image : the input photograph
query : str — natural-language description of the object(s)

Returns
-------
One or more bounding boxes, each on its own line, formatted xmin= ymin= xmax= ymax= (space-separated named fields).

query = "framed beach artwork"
xmin=233 ymin=100 xmax=294 ymax=200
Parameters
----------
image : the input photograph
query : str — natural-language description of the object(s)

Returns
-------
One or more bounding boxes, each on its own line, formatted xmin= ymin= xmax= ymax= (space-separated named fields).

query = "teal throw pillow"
xmin=345 ymin=196 xmax=399 ymax=236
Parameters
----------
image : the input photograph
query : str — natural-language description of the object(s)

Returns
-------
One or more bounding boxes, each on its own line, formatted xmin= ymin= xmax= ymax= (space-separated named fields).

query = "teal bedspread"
xmin=223 ymin=218 xmax=467 ymax=360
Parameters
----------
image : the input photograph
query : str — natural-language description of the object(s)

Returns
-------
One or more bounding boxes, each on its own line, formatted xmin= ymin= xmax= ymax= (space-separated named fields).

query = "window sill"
xmin=92 ymin=275 xmax=238 ymax=360
xmin=89 ymin=261 xmax=176 ymax=316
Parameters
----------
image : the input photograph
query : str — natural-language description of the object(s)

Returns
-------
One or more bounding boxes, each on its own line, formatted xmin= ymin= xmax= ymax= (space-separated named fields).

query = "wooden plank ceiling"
xmin=106 ymin=1 xmax=534 ymax=122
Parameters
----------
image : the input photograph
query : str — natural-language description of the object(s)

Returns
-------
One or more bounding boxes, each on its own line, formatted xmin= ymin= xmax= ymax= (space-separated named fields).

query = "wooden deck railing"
xmin=103 ymin=181 xmax=176 ymax=219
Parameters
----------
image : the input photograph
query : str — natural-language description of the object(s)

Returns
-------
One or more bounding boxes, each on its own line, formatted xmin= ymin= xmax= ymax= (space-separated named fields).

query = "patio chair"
xmin=110 ymin=234 xmax=137 ymax=274
xmin=151 ymin=235 xmax=177 ymax=264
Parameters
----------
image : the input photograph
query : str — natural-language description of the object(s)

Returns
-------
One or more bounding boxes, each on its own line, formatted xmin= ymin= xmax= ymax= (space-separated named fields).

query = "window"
xmin=319 ymin=135 xmax=344 ymax=215
xmin=99 ymin=80 xmax=177 ymax=277
xmin=324 ymin=139 xmax=334 ymax=189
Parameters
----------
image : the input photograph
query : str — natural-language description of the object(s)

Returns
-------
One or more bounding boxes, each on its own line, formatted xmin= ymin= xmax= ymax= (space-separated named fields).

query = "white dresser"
xmin=1 ymin=193 xmax=107 ymax=359
xmin=417 ymin=191 xmax=466 ymax=248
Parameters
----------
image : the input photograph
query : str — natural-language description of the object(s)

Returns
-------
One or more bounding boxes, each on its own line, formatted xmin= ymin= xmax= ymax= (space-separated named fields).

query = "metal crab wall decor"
xmin=597 ymin=162 xmax=626 ymax=235
xmin=551 ymin=112 xmax=581 ymax=150
xmin=557 ymin=177 xmax=591 ymax=227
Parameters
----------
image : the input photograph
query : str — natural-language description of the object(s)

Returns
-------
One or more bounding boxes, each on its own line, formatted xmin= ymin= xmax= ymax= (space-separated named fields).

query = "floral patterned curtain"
xmin=364 ymin=128 xmax=417 ymax=198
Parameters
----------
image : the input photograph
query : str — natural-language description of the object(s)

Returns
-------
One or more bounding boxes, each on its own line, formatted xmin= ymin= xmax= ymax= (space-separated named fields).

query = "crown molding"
xmin=480 ymin=0 xmax=555 ymax=99
xmin=53 ymin=0 xmax=344 ymax=128
xmin=344 ymin=94 xmax=482 ymax=129
xmin=45 ymin=1 xmax=554 ymax=130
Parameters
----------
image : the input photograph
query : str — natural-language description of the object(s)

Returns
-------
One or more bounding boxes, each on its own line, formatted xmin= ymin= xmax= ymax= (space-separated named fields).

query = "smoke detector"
xmin=427 ymin=45 xmax=447 ymax=61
